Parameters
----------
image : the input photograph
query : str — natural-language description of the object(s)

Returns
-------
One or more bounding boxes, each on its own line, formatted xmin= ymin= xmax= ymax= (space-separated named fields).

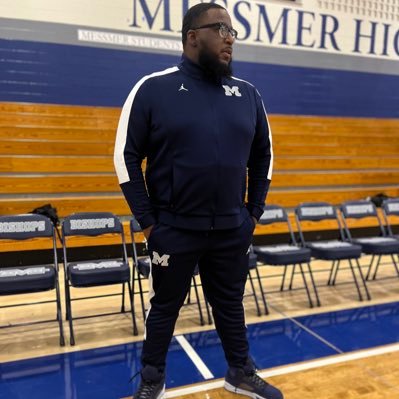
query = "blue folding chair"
xmin=296 ymin=202 xmax=370 ymax=301
xmin=382 ymin=198 xmax=399 ymax=241
xmin=382 ymin=198 xmax=399 ymax=267
xmin=254 ymin=205 xmax=320 ymax=309
xmin=341 ymin=200 xmax=399 ymax=281
xmin=0 ymin=214 xmax=64 ymax=346
xmin=62 ymin=212 xmax=137 ymax=345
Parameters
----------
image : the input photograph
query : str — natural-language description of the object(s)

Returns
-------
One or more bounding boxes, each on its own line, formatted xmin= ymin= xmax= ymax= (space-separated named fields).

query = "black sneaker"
xmin=224 ymin=367 xmax=283 ymax=399
xmin=133 ymin=365 xmax=165 ymax=399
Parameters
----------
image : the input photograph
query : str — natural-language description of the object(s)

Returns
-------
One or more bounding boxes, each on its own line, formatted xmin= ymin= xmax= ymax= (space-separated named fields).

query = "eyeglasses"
xmin=192 ymin=22 xmax=238 ymax=39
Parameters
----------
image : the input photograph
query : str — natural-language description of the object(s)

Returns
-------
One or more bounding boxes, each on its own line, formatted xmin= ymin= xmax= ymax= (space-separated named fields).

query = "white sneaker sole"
xmin=224 ymin=381 xmax=262 ymax=399
xmin=157 ymin=385 xmax=166 ymax=399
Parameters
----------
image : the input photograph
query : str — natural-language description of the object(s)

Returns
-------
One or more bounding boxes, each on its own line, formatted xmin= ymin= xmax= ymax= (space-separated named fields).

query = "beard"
xmin=198 ymin=44 xmax=233 ymax=81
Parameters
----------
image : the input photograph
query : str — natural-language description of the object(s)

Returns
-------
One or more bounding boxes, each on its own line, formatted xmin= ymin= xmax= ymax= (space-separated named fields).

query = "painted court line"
xmin=165 ymin=342 xmax=399 ymax=398
xmin=175 ymin=335 xmax=214 ymax=380
xmin=268 ymin=302 xmax=344 ymax=354
xmin=286 ymin=315 xmax=344 ymax=354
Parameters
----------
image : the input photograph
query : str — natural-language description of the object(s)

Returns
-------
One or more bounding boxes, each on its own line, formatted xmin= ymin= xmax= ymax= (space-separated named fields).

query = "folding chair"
xmin=295 ymin=202 xmax=370 ymax=301
xmin=62 ymin=212 xmax=138 ymax=345
xmin=341 ymin=200 xmax=399 ymax=281
xmin=246 ymin=244 xmax=267 ymax=316
xmin=129 ymin=218 xmax=212 ymax=326
xmin=382 ymin=198 xmax=399 ymax=241
xmin=0 ymin=214 xmax=64 ymax=346
xmin=254 ymin=205 xmax=320 ymax=309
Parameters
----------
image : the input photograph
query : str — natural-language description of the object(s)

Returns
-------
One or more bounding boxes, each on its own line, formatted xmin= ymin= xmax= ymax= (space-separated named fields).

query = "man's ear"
xmin=186 ymin=30 xmax=197 ymax=47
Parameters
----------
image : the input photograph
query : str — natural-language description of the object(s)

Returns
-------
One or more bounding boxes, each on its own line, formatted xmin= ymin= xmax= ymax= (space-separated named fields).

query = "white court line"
xmin=286 ymin=316 xmax=344 ymax=354
xmin=266 ymin=302 xmax=345 ymax=354
xmin=165 ymin=342 xmax=399 ymax=398
xmin=175 ymin=335 xmax=214 ymax=380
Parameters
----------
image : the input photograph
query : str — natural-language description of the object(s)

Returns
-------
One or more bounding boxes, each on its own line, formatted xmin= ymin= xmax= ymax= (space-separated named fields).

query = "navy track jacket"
xmin=114 ymin=55 xmax=273 ymax=231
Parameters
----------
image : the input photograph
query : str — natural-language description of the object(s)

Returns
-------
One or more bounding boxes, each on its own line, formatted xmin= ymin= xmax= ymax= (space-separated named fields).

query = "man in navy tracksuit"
xmin=114 ymin=3 xmax=282 ymax=399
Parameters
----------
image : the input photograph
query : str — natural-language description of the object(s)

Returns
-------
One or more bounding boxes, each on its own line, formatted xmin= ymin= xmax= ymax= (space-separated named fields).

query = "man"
xmin=114 ymin=3 xmax=282 ymax=399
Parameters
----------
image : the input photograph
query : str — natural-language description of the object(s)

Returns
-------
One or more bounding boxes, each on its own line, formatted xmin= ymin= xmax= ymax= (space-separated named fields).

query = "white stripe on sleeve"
xmin=113 ymin=66 xmax=179 ymax=184
xmin=262 ymin=99 xmax=274 ymax=180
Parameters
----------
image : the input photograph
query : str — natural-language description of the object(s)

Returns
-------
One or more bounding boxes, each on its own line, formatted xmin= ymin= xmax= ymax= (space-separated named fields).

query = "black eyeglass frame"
xmin=191 ymin=22 xmax=238 ymax=39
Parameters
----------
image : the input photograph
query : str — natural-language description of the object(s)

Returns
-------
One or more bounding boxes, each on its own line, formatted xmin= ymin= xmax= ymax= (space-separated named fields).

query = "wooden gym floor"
xmin=1 ymin=256 xmax=398 ymax=399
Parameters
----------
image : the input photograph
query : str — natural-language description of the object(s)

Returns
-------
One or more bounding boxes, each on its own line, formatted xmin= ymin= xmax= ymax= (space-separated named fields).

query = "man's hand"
xmin=252 ymin=216 xmax=257 ymax=227
xmin=143 ymin=225 xmax=153 ymax=240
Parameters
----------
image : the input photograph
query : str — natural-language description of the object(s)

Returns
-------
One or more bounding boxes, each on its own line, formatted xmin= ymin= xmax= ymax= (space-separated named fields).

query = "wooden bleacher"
xmin=0 ymin=102 xmax=398 ymax=249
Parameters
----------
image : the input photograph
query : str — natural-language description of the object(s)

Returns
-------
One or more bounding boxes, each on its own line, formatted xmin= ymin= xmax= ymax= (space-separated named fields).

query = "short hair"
xmin=182 ymin=3 xmax=225 ymax=46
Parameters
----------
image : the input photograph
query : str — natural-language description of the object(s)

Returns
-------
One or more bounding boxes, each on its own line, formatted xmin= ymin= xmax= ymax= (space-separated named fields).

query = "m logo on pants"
xmin=151 ymin=251 xmax=170 ymax=266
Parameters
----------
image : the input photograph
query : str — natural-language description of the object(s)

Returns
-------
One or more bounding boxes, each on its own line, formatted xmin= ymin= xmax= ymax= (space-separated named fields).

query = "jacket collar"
xmin=178 ymin=54 xmax=226 ymax=84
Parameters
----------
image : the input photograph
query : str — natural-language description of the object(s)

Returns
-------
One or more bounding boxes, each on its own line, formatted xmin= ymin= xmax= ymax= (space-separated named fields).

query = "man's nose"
xmin=224 ymin=33 xmax=235 ymax=44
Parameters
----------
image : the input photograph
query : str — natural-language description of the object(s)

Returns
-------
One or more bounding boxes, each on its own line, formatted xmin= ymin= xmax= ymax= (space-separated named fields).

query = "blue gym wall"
xmin=1 ymin=0 xmax=398 ymax=117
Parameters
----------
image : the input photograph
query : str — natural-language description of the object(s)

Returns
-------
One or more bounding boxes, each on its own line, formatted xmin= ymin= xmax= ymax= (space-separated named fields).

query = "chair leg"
xmin=298 ymin=264 xmax=313 ymax=308
xmin=121 ymin=282 xmax=126 ymax=313
xmin=306 ymin=263 xmax=321 ymax=307
xmin=248 ymin=271 xmax=261 ymax=316
xmin=138 ymin=275 xmax=146 ymax=321
xmin=55 ymin=278 xmax=65 ymax=347
xmin=254 ymin=266 xmax=269 ymax=315
xmin=365 ymin=255 xmax=375 ymax=280
xmin=288 ymin=264 xmax=296 ymax=290
xmin=372 ymin=255 xmax=382 ymax=280
xmin=131 ymin=264 xmax=141 ymax=319
xmin=327 ymin=261 xmax=336 ymax=286
xmin=391 ymin=254 xmax=399 ymax=277
xmin=186 ymin=286 xmax=192 ymax=304
xmin=191 ymin=276 xmax=205 ymax=326
xmin=65 ymin=283 xmax=75 ymax=346
xmin=348 ymin=259 xmax=363 ymax=301
xmin=127 ymin=280 xmax=138 ymax=336
xmin=203 ymin=294 xmax=213 ymax=325
xmin=280 ymin=265 xmax=288 ymax=291
xmin=355 ymin=258 xmax=371 ymax=301
xmin=64 ymin=272 xmax=69 ymax=321
xmin=331 ymin=260 xmax=341 ymax=285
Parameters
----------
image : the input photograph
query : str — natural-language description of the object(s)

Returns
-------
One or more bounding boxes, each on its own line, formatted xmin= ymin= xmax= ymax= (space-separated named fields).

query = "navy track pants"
xmin=142 ymin=212 xmax=255 ymax=371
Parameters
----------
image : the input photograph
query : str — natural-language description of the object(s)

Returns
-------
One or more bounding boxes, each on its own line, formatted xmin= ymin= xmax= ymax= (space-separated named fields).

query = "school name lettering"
xmin=130 ymin=0 xmax=399 ymax=57
xmin=0 ymin=221 xmax=46 ymax=233
xmin=70 ymin=218 xmax=115 ymax=230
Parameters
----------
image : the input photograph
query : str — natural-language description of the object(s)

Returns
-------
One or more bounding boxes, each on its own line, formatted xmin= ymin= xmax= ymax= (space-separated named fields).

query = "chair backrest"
xmin=259 ymin=205 xmax=288 ymax=224
xmin=340 ymin=200 xmax=377 ymax=219
xmin=62 ymin=212 xmax=123 ymax=237
xmin=0 ymin=214 xmax=53 ymax=240
xmin=0 ymin=214 xmax=57 ymax=269
xmin=382 ymin=198 xmax=399 ymax=236
xmin=295 ymin=202 xmax=344 ymax=244
xmin=130 ymin=217 xmax=142 ymax=234
xmin=382 ymin=198 xmax=399 ymax=216
xmin=295 ymin=202 xmax=337 ymax=222
xmin=259 ymin=204 xmax=297 ymax=245
xmin=62 ymin=212 xmax=127 ymax=264
xmin=340 ymin=200 xmax=384 ymax=239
